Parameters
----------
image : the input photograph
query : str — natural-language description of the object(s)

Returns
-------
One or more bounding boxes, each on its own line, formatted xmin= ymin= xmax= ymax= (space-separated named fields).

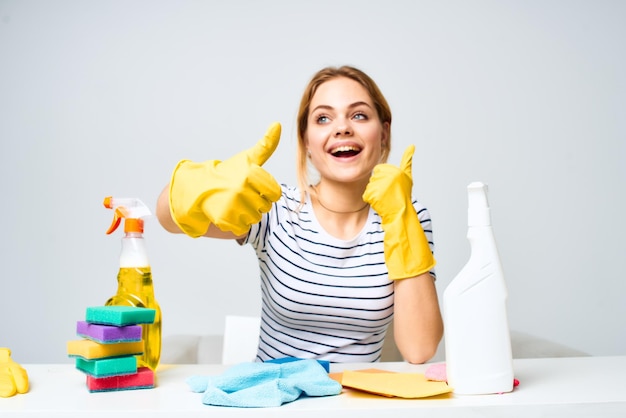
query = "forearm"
xmin=156 ymin=184 xmax=182 ymax=233
xmin=392 ymin=272 xmax=443 ymax=364
xmin=156 ymin=184 xmax=246 ymax=240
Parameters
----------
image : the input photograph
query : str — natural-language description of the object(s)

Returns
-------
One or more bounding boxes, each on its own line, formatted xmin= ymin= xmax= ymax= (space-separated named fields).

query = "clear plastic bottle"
xmin=443 ymin=182 xmax=513 ymax=395
xmin=104 ymin=197 xmax=162 ymax=371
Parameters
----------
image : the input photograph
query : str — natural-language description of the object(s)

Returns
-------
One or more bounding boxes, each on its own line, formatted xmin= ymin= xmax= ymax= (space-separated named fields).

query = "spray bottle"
xmin=443 ymin=182 xmax=513 ymax=395
xmin=104 ymin=196 xmax=162 ymax=371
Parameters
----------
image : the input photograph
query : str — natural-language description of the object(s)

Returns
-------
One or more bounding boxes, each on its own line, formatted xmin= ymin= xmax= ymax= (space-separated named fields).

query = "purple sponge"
xmin=76 ymin=321 xmax=142 ymax=344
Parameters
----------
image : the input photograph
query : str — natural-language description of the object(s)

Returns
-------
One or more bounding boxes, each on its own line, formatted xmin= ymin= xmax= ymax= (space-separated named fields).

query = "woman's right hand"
xmin=166 ymin=122 xmax=282 ymax=238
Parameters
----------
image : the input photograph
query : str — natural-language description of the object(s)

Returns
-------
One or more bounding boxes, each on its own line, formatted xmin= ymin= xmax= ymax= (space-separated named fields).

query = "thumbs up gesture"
xmin=363 ymin=145 xmax=416 ymax=220
xmin=363 ymin=145 xmax=436 ymax=280
xmin=169 ymin=123 xmax=282 ymax=237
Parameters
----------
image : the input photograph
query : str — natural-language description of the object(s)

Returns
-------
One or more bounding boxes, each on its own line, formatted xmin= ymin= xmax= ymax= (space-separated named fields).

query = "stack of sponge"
xmin=67 ymin=306 xmax=156 ymax=392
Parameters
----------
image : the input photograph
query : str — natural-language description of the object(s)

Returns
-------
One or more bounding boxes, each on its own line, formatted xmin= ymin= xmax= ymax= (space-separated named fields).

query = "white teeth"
xmin=331 ymin=145 xmax=360 ymax=154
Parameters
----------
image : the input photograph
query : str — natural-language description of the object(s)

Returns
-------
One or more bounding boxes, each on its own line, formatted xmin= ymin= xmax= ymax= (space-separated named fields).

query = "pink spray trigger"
xmin=103 ymin=197 xmax=151 ymax=235
xmin=106 ymin=207 xmax=129 ymax=235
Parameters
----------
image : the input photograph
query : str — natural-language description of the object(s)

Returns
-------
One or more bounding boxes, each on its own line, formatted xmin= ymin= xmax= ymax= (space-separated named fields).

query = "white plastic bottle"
xmin=443 ymin=182 xmax=513 ymax=395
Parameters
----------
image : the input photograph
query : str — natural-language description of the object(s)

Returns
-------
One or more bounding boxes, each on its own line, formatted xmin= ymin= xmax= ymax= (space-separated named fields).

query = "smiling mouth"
xmin=330 ymin=145 xmax=361 ymax=157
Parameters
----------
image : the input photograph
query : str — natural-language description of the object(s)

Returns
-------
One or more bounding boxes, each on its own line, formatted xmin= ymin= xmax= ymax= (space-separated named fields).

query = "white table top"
xmin=1 ymin=356 xmax=625 ymax=417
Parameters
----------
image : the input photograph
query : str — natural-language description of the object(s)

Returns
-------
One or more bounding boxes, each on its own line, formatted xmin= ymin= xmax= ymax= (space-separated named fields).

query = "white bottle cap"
xmin=467 ymin=182 xmax=491 ymax=226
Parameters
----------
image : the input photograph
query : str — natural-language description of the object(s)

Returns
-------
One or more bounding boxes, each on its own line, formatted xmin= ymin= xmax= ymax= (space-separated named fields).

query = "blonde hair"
xmin=295 ymin=66 xmax=392 ymax=204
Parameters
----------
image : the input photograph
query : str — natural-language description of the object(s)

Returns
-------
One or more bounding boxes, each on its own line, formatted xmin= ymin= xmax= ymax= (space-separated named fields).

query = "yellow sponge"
xmin=67 ymin=339 xmax=144 ymax=360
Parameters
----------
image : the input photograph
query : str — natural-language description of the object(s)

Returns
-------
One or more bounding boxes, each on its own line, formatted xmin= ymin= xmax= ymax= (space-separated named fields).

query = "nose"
xmin=334 ymin=120 xmax=352 ymax=137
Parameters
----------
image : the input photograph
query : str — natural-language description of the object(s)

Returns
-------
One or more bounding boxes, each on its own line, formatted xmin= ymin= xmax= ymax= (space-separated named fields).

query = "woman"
xmin=157 ymin=66 xmax=443 ymax=364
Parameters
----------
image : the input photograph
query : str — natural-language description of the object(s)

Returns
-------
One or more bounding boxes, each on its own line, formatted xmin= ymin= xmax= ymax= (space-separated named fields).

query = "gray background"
xmin=1 ymin=0 xmax=624 ymax=363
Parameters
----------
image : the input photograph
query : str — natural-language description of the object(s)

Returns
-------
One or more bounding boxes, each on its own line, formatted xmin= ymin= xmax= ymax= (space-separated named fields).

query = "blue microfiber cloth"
xmin=187 ymin=359 xmax=342 ymax=408
xmin=265 ymin=356 xmax=331 ymax=372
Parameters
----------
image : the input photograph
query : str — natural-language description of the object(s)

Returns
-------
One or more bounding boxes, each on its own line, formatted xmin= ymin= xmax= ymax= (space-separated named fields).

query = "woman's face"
xmin=306 ymin=76 xmax=389 ymax=186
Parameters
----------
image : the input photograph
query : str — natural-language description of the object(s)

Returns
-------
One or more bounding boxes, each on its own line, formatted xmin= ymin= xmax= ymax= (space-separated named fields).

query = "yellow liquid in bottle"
xmin=106 ymin=266 xmax=162 ymax=370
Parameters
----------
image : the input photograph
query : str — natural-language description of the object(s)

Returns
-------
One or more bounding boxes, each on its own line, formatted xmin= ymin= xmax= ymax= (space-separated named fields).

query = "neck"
xmin=311 ymin=183 xmax=369 ymax=214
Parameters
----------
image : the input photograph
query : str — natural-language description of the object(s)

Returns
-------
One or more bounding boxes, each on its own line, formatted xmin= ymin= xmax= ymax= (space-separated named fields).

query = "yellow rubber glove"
xmin=363 ymin=145 xmax=436 ymax=280
xmin=0 ymin=348 xmax=29 ymax=397
xmin=169 ymin=123 xmax=282 ymax=237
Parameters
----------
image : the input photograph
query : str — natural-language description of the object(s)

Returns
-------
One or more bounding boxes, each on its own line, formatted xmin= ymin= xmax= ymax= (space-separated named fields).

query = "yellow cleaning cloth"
xmin=339 ymin=369 xmax=452 ymax=398
xmin=67 ymin=339 xmax=144 ymax=360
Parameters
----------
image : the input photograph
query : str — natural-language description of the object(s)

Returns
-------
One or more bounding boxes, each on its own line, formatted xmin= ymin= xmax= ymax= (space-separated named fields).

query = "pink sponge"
xmin=86 ymin=367 xmax=154 ymax=392
xmin=425 ymin=363 xmax=520 ymax=389
xmin=425 ymin=363 xmax=448 ymax=381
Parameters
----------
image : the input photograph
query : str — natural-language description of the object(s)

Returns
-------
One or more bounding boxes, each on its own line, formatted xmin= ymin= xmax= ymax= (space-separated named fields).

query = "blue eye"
xmin=317 ymin=115 xmax=330 ymax=124
xmin=353 ymin=113 xmax=367 ymax=120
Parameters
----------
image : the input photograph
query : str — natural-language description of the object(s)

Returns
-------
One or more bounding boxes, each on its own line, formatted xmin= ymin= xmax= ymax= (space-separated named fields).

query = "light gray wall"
xmin=1 ymin=0 xmax=624 ymax=363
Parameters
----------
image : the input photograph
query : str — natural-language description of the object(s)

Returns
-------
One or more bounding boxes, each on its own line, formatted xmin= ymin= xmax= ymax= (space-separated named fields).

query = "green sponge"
xmin=85 ymin=306 xmax=156 ymax=326
xmin=75 ymin=356 xmax=137 ymax=378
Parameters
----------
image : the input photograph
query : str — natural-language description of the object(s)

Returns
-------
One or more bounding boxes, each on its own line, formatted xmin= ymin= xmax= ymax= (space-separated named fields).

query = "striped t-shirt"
xmin=242 ymin=185 xmax=435 ymax=363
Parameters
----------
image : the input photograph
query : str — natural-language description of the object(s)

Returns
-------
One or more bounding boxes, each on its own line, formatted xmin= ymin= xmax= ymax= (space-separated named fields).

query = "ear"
xmin=380 ymin=121 xmax=391 ymax=155
xmin=382 ymin=122 xmax=390 ymax=146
